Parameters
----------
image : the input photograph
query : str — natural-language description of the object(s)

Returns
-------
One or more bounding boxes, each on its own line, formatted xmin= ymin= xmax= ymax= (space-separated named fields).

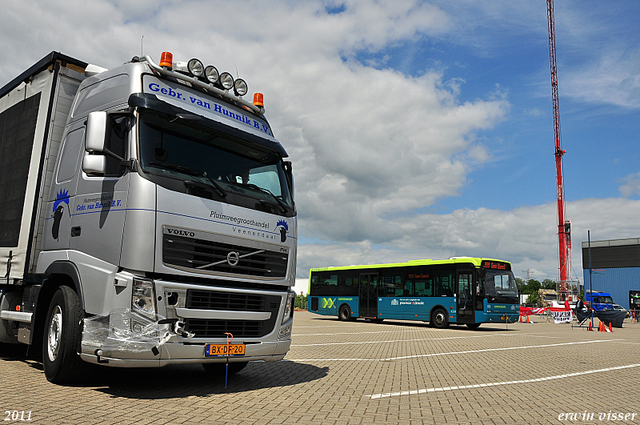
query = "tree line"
xmin=516 ymin=278 xmax=557 ymax=306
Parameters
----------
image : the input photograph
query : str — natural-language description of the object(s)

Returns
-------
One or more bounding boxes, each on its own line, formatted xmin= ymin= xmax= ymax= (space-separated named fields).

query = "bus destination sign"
xmin=482 ymin=261 xmax=510 ymax=271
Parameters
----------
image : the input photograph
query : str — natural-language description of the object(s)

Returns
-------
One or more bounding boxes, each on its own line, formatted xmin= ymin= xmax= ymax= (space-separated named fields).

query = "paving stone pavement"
xmin=1 ymin=311 xmax=639 ymax=424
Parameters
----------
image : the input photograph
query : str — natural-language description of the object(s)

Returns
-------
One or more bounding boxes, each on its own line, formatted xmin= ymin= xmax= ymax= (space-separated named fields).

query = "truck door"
xmin=69 ymin=115 xmax=130 ymax=266
xmin=44 ymin=127 xmax=85 ymax=250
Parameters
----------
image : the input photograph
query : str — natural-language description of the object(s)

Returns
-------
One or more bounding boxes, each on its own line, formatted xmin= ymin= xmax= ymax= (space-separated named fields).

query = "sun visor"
xmin=129 ymin=77 xmax=287 ymax=157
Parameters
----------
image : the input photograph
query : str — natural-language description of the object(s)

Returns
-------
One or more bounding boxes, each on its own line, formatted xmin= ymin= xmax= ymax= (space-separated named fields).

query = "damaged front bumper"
xmin=80 ymin=308 xmax=292 ymax=367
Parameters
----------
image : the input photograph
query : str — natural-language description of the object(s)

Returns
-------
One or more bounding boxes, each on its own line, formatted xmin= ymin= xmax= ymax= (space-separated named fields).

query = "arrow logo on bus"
xmin=322 ymin=298 xmax=335 ymax=309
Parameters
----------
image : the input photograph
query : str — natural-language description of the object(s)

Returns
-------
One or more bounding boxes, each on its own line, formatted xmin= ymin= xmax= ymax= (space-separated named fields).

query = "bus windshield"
xmin=138 ymin=110 xmax=294 ymax=216
xmin=484 ymin=269 xmax=518 ymax=297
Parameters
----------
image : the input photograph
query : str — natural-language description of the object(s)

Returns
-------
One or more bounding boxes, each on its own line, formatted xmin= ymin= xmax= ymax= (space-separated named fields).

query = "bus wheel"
xmin=43 ymin=286 xmax=85 ymax=384
xmin=203 ymin=362 xmax=248 ymax=375
xmin=431 ymin=308 xmax=449 ymax=329
xmin=338 ymin=305 xmax=352 ymax=321
xmin=466 ymin=323 xmax=481 ymax=330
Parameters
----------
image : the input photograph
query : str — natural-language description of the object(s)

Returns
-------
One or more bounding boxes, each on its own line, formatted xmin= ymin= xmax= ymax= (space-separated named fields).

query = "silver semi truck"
xmin=0 ymin=51 xmax=297 ymax=383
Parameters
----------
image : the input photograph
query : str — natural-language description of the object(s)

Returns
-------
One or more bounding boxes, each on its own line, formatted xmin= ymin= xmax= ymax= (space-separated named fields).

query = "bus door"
xmin=359 ymin=273 xmax=379 ymax=318
xmin=456 ymin=269 xmax=475 ymax=323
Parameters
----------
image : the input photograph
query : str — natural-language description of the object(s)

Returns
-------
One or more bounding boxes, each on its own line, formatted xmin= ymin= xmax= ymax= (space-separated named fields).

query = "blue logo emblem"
xmin=52 ymin=189 xmax=70 ymax=240
xmin=276 ymin=220 xmax=289 ymax=242
xmin=53 ymin=189 xmax=70 ymax=212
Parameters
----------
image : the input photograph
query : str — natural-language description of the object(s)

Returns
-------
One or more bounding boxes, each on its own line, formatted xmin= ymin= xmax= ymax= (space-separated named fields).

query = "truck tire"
xmin=431 ymin=308 xmax=449 ymax=329
xmin=42 ymin=286 xmax=85 ymax=384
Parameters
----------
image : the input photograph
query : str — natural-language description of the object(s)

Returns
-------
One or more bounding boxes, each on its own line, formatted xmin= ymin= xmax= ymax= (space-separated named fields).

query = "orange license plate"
xmin=205 ymin=344 xmax=245 ymax=357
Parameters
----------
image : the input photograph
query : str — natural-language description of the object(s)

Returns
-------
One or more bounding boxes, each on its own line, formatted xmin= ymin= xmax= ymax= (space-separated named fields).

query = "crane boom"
xmin=547 ymin=0 xmax=571 ymax=300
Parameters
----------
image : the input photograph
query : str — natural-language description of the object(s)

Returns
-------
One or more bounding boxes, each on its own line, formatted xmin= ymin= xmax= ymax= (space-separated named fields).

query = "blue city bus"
xmin=308 ymin=258 xmax=520 ymax=329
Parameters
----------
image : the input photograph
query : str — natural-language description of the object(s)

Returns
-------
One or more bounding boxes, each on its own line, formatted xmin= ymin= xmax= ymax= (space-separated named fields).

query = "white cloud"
xmin=2 ymin=0 xmax=636 ymax=288
xmin=296 ymin=198 xmax=640 ymax=284
xmin=620 ymin=172 xmax=640 ymax=197
xmin=563 ymin=49 xmax=640 ymax=109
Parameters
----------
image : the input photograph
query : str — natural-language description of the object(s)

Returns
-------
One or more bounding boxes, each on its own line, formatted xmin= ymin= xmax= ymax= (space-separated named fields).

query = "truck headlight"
xmin=282 ymin=291 xmax=295 ymax=324
xmin=187 ymin=58 xmax=204 ymax=78
xmin=219 ymin=72 xmax=234 ymax=91
xmin=233 ymin=78 xmax=248 ymax=97
xmin=132 ymin=278 xmax=156 ymax=318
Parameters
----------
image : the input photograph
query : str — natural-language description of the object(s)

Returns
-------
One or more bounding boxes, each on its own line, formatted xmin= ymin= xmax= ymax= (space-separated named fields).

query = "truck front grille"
xmin=184 ymin=319 xmax=267 ymax=338
xmin=183 ymin=290 xmax=281 ymax=338
xmin=163 ymin=234 xmax=288 ymax=278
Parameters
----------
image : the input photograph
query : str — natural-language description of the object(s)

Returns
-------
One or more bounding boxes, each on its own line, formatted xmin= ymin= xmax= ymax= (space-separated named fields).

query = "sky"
xmin=1 ymin=0 xmax=639 ymax=295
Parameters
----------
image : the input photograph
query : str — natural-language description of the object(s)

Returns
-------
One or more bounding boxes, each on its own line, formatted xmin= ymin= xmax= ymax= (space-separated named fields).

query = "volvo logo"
xmin=166 ymin=228 xmax=196 ymax=237
xmin=227 ymin=251 xmax=240 ymax=267
xmin=196 ymin=249 xmax=265 ymax=270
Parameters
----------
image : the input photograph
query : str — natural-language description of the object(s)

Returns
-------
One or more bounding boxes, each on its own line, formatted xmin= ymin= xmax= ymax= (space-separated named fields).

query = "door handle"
xmin=71 ymin=226 xmax=81 ymax=237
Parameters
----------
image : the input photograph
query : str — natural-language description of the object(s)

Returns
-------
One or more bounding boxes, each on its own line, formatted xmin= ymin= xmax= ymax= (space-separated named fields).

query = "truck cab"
xmin=585 ymin=290 xmax=614 ymax=311
xmin=0 ymin=52 xmax=297 ymax=383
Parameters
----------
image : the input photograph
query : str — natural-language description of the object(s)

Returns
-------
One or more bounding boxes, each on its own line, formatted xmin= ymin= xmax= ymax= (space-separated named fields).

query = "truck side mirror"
xmin=86 ymin=111 xmax=108 ymax=152
xmin=283 ymin=161 xmax=294 ymax=195
xmin=82 ymin=154 xmax=106 ymax=175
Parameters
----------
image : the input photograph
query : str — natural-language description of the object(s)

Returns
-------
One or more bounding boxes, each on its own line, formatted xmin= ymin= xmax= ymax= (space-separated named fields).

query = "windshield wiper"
xmin=245 ymin=183 xmax=289 ymax=214
xmin=149 ymin=162 xmax=227 ymax=198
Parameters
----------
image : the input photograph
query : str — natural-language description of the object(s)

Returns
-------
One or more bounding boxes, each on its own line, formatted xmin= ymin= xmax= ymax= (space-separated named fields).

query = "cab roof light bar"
xmin=141 ymin=52 xmax=265 ymax=115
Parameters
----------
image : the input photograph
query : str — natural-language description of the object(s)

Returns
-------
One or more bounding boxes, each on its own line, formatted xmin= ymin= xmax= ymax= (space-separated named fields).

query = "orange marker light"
xmin=15 ymin=305 xmax=20 ymax=312
xmin=253 ymin=92 xmax=264 ymax=107
xmin=159 ymin=52 xmax=173 ymax=69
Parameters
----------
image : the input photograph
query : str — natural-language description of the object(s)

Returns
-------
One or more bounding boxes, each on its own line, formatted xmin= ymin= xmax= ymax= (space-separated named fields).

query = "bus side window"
xmin=415 ymin=279 xmax=433 ymax=297
xmin=395 ymin=276 xmax=403 ymax=297
xmin=404 ymin=281 xmax=413 ymax=296
xmin=434 ymin=268 xmax=454 ymax=297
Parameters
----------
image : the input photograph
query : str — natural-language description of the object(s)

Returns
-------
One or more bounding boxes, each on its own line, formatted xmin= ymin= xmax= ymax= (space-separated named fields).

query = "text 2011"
xmin=4 ymin=411 xmax=31 ymax=422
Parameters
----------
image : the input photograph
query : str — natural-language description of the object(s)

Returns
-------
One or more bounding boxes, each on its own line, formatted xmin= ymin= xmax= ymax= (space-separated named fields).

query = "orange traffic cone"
xmin=526 ymin=315 xmax=530 ymax=323
xmin=598 ymin=321 xmax=604 ymax=332
xmin=588 ymin=321 xmax=593 ymax=331
xmin=609 ymin=323 xmax=613 ymax=333
xmin=519 ymin=315 xmax=523 ymax=323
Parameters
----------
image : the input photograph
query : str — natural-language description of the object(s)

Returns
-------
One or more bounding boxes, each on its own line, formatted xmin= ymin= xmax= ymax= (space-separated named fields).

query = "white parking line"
xmin=288 ymin=339 xmax=619 ymax=362
xmin=367 ymin=363 xmax=640 ymax=399
xmin=383 ymin=339 xmax=618 ymax=361
xmin=292 ymin=330 xmax=399 ymax=337
xmin=292 ymin=333 xmax=509 ymax=347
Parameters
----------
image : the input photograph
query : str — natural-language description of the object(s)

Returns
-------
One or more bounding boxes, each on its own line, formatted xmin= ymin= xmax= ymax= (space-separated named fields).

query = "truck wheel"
xmin=338 ymin=305 xmax=352 ymax=321
xmin=42 ymin=286 xmax=85 ymax=384
xmin=202 ymin=361 xmax=248 ymax=375
xmin=431 ymin=308 xmax=449 ymax=329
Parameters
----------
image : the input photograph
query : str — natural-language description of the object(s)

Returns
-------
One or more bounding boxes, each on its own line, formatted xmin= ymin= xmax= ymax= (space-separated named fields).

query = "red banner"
xmin=519 ymin=307 xmax=548 ymax=316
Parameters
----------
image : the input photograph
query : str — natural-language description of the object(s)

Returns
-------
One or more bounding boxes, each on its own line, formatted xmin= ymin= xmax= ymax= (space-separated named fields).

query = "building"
xmin=581 ymin=237 xmax=640 ymax=309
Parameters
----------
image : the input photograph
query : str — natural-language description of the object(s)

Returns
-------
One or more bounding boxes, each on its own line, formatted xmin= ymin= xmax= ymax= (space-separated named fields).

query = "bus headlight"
xmin=132 ymin=278 xmax=156 ymax=318
xmin=282 ymin=291 xmax=295 ymax=324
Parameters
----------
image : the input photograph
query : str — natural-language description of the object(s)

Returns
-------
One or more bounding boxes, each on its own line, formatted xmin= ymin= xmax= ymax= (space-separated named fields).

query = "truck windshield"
xmin=138 ymin=111 xmax=294 ymax=215
xmin=484 ymin=270 xmax=518 ymax=298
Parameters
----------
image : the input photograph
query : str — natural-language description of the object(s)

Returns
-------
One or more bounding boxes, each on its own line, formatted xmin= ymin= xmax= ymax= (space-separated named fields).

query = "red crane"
xmin=547 ymin=0 xmax=571 ymax=300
